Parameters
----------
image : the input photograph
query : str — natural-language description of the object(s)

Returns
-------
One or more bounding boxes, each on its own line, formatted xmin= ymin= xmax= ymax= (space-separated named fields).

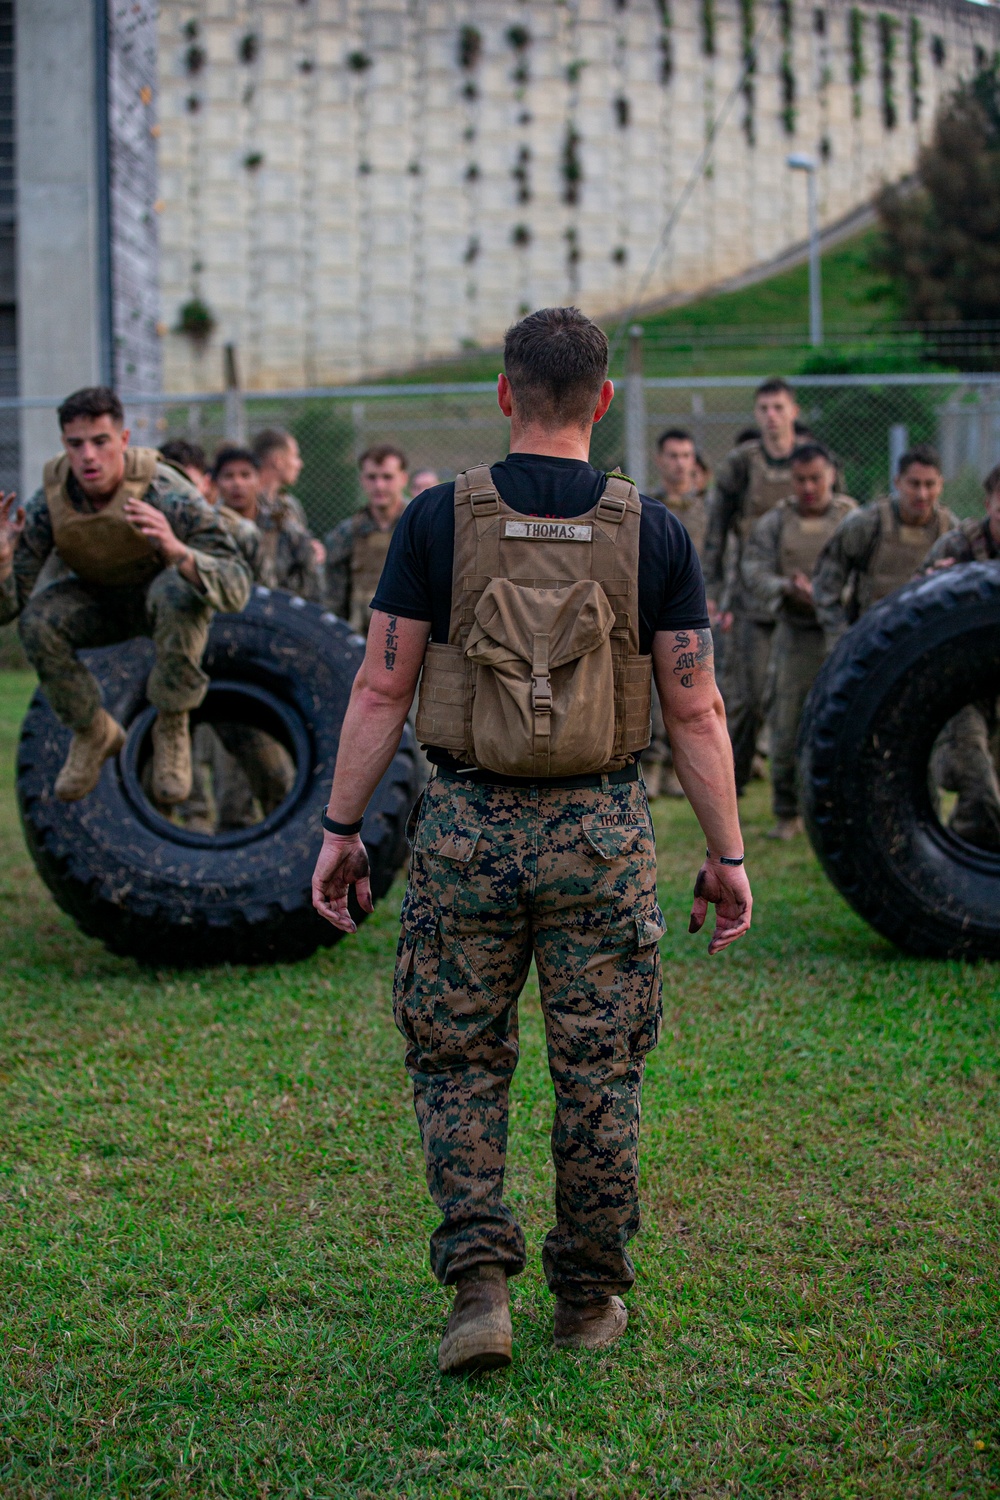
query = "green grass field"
xmin=0 ymin=670 xmax=997 ymax=1498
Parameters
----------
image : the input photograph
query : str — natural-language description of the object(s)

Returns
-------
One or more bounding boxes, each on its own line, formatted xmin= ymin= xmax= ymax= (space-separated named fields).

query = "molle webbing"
xmin=44 ymin=448 xmax=162 ymax=588
xmin=348 ymin=520 xmax=394 ymax=634
xmin=415 ymin=465 xmax=652 ymax=772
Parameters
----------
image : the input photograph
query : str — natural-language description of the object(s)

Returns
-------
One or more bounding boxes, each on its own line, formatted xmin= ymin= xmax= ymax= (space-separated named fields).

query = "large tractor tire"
xmin=16 ymin=588 xmax=420 ymax=967
xmin=799 ymin=562 xmax=1000 ymax=960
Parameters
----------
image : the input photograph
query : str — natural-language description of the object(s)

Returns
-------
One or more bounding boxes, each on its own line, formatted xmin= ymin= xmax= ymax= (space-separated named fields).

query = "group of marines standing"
xmin=644 ymin=375 xmax=1000 ymax=848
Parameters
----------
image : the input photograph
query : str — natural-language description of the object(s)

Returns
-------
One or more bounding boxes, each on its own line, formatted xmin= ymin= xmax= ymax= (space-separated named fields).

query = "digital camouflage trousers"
xmin=770 ymin=621 xmax=827 ymax=819
xmin=18 ymin=571 xmax=214 ymax=732
xmin=393 ymin=771 xmax=664 ymax=1303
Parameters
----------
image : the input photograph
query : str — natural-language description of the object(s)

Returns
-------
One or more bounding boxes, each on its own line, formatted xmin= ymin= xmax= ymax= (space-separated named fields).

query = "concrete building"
xmin=10 ymin=0 xmax=1000 ymax=483
xmin=157 ymin=0 xmax=1000 ymax=392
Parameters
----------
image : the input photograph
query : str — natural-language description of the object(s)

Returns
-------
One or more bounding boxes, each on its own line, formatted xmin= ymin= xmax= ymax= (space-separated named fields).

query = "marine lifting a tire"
xmin=0 ymin=386 xmax=417 ymax=966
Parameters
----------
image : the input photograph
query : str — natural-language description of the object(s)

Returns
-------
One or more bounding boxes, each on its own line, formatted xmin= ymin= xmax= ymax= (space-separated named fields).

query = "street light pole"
xmin=787 ymin=153 xmax=822 ymax=348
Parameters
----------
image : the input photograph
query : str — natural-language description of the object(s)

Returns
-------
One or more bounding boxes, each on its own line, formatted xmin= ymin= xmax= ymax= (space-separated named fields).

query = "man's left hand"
xmin=688 ymin=859 xmax=752 ymax=954
xmin=312 ymin=832 xmax=373 ymax=933
xmin=123 ymin=497 xmax=190 ymax=568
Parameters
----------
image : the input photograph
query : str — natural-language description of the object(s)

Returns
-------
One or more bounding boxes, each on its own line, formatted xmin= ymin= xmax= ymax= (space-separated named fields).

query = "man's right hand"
xmin=0 ymin=491 xmax=24 ymax=579
xmin=688 ymin=859 xmax=752 ymax=954
xmin=312 ymin=831 xmax=374 ymax=933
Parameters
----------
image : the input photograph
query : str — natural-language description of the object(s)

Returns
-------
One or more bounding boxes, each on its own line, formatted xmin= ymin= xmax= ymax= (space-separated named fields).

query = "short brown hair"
xmin=503 ymin=307 xmax=609 ymax=428
xmin=897 ymin=443 xmax=941 ymax=476
xmin=58 ymin=386 xmax=125 ymax=429
xmin=984 ymin=462 xmax=1000 ymax=496
xmin=252 ymin=428 xmax=294 ymax=463
xmin=755 ymin=377 xmax=795 ymax=400
xmin=358 ymin=444 xmax=407 ymax=471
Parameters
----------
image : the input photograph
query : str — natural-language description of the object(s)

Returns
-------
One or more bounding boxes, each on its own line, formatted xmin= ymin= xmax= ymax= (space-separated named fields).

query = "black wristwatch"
xmin=707 ymin=848 xmax=745 ymax=866
xmin=322 ymin=806 xmax=364 ymax=836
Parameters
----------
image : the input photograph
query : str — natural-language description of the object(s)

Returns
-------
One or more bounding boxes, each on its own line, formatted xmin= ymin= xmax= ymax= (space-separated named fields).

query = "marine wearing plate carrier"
xmin=414 ymin=468 xmax=651 ymax=777
xmin=703 ymin=380 xmax=805 ymax=792
xmin=742 ymin=443 xmax=856 ymax=835
xmin=0 ymin=389 xmax=250 ymax=806
xmin=311 ymin=307 xmax=753 ymax=1379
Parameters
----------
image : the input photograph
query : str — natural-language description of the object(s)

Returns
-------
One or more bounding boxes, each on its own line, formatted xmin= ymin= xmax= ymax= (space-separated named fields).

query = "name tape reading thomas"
xmin=503 ymin=520 xmax=593 ymax=542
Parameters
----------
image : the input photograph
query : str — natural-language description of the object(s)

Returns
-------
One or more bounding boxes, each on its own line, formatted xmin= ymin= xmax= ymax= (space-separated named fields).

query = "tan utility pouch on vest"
xmin=44 ymin=448 xmax=162 ymax=588
xmin=465 ymin=576 xmax=616 ymax=777
xmin=415 ymin=466 xmax=651 ymax=775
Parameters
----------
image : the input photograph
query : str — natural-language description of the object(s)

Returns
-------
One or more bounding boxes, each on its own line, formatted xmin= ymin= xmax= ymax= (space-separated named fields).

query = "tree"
xmin=876 ymin=62 xmax=1000 ymax=324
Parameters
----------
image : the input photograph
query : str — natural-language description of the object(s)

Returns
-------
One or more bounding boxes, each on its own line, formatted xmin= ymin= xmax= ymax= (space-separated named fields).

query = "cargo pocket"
xmin=581 ymin=820 xmax=645 ymax=862
xmin=618 ymin=905 xmax=665 ymax=1061
xmin=392 ymin=901 xmax=440 ymax=1062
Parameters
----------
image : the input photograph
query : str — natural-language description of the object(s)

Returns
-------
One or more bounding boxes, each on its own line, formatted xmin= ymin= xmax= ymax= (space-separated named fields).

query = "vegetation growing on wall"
xmin=740 ymin=0 xmax=757 ymax=144
xmin=878 ymin=13 xmax=899 ymax=129
xmin=655 ymin=0 xmax=673 ymax=83
xmin=849 ymin=8 xmax=866 ymax=118
xmin=908 ymin=16 xmax=922 ymax=121
xmin=561 ymin=123 xmax=583 ymax=205
xmin=457 ymin=25 xmax=481 ymax=71
xmin=701 ymin=0 xmax=716 ymax=58
xmin=175 ymin=297 xmax=215 ymax=344
xmin=779 ymin=0 xmax=796 ymax=134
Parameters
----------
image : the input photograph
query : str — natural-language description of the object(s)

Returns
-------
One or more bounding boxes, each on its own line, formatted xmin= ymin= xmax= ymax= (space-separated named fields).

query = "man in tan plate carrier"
xmin=311 ymin=308 xmax=752 ymax=1376
xmin=0 ymin=387 xmax=251 ymax=804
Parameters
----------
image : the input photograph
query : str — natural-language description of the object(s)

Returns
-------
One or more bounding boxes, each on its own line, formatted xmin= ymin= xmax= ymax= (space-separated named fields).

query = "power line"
xmin=607 ymin=3 xmax=780 ymax=366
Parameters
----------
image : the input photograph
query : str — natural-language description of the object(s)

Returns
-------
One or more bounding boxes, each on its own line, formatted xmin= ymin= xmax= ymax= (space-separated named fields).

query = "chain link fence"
xmin=2 ymin=371 xmax=997 ymax=669
xmin=7 ymin=371 xmax=1000 ymax=541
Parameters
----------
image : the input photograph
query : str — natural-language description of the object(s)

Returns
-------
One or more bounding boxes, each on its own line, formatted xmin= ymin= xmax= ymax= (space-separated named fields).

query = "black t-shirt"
xmin=371 ymin=452 xmax=709 ymax=651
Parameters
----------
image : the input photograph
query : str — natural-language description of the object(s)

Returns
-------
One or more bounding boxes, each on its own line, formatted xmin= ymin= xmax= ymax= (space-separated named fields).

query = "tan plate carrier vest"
xmin=349 ymin=520 xmax=395 ymax=636
xmin=44 ymin=447 xmax=162 ymax=588
xmin=414 ymin=466 xmax=652 ymax=778
xmin=776 ymin=493 xmax=856 ymax=623
xmin=860 ymin=498 xmax=957 ymax=615
xmin=737 ymin=444 xmax=796 ymax=543
xmin=660 ymin=490 xmax=707 ymax=559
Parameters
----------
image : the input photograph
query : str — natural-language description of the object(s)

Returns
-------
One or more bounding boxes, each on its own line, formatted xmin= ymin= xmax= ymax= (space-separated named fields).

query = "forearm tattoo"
xmin=383 ymin=614 xmax=399 ymax=672
xmin=670 ymin=627 xmax=714 ymax=688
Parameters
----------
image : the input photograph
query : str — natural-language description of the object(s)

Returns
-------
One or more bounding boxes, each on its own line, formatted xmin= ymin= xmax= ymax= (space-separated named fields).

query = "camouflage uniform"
xmin=197 ymin=496 xmax=312 ymax=830
xmin=0 ymin=462 xmax=250 ymax=731
xmin=742 ymin=494 xmax=857 ymax=819
xmin=256 ymin=495 xmax=323 ymax=601
xmin=812 ymin=497 xmax=958 ymax=644
xmin=324 ymin=507 xmax=401 ymax=632
xmin=703 ymin=440 xmax=800 ymax=791
xmin=923 ymin=517 xmax=1000 ymax=851
xmin=395 ymin=772 xmax=664 ymax=1298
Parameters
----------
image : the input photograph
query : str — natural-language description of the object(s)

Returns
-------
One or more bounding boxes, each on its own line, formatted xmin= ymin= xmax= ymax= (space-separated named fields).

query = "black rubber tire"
xmin=799 ymin=562 xmax=1000 ymax=960
xmin=16 ymin=587 xmax=420 ymax=967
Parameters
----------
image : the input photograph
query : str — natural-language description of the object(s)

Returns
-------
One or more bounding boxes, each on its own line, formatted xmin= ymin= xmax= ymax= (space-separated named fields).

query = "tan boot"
xmin=54 ymin=709 xmax=126 ymax=802
xmin=765 ymin=815 xmax=803 ymax=841
xmin=643 ymin=762 xmax=663 ymax=800
xmin=152 ymin=711 xmax=193 ymax=804
xmin=438 ymin=1265 xmax=512 ymax=1375
xmin=662 ymin=767 xmax=686 ymax=799
xmin=554 ymin=1295 xmax=628 ymax=1351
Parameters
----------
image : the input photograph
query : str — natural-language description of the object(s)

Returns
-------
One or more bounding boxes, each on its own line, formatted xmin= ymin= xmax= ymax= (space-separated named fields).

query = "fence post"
xmin=223 ymin=343 xmax=246 ymax=443
xmin=625 ymin=324 xmax=647 ymax=491
xmin=888 ymin=423 xmax=908 ymax=494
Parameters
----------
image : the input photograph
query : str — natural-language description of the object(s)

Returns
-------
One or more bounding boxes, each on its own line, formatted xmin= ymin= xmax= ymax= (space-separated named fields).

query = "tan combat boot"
xmin=766 ymin=816 xmax=803 ymax=841
xmin=151 ymin=711 xmax=193 ymax=804
xmin=554 ymin=1295 xmax=628 ymax=1351
xmin=438 ymin=1264 xmax=512 ymax=1375
xmin=54 ymin=709 xmax=126 ymax=802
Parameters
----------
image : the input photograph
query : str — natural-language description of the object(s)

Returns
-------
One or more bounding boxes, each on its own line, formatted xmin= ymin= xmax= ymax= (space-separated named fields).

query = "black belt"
xmin=435 ymin=761 xmax=640 ymax=791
